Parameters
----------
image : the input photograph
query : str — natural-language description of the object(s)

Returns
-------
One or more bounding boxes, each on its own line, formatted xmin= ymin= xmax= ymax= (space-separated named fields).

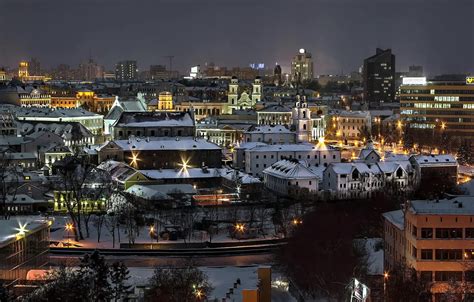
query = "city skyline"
xmin=0 ymin=0 xmax=473 ymax=75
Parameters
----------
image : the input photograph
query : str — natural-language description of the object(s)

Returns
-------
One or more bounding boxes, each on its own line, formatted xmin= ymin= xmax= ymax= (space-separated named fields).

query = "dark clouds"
xmin=0 ymin=0 xmax=472 ymax=75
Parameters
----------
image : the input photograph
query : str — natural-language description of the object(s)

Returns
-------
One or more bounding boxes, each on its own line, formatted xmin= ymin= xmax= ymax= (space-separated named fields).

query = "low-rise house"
xmin=98 ymin=137 xmax=222 ymax=170
xmin=410 ymin=154 xmax=458 ymax=190
xmin=244 ymin=141 xmax=340 ymax=177
xmin=263 ymin=159 xmax=320 ymax=196
xmin=242 ymin=125 xmax=296 ymax=144
xmin=112 ymin=111 xmax=195 ymax=140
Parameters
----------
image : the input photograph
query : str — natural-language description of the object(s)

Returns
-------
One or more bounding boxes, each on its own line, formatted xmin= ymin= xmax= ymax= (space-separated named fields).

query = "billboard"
xmin=402 ymin=77 xmax=427 ymax=85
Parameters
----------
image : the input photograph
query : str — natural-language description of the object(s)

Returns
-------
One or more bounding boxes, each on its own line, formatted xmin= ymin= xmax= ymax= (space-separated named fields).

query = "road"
xmin=49 ymin=253 xmax=274 ymax=267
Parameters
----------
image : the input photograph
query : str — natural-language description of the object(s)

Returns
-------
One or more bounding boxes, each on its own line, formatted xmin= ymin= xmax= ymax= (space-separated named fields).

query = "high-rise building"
xmin=291 ymin=48 xmax=314 ymax=83
xmin=400 ymin=76 xmax=474 ymax=140
xmin=363 ymin=48 xmax=395 ymax=108
xmin=115 ymin=60 xmax=138 ymax=81
xmin=408 ymin=65 xmax=424 ymax=77
xmin=273 ymin=65 xmax=282 ymax=86
xmin=28 ymin=58 xmax=41 ymax=76
xmin=79 ymin=59 xmax=104 ymax=81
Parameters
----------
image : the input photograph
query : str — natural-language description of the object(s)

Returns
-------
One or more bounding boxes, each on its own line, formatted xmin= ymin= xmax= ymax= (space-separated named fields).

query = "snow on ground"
xmin=49 ymin=215 xmax=280 ymax=249
xmin=460 ymin=178 xmax=474 ymax=195
xmin=364 ymin=238 xmax=384 ymax=276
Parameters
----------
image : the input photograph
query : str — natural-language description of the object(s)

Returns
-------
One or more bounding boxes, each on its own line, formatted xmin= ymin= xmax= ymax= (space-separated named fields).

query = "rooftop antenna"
xmin=164 ymin=55 xmax=175 ymax=80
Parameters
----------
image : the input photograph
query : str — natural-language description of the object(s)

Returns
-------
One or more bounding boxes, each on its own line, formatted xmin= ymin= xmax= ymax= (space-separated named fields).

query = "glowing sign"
xmin=402 ymin=77 xmax=427 ymax=85
xmin=299 ymin=48 xmax=306 ymax=54
xmin=249 ymin=63 xmax=265 ymax=70
xmin=466 ymin=76 xmax=474 ymax=85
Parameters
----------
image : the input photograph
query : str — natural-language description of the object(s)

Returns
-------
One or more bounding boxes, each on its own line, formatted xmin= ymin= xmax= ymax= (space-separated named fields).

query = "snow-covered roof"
xmin=382 ymin=210 xmax=404 ymax=230
xmin=409 ymin=196 xmax=474 ymax=215
xmin=126 ymin=184 xmax=196 ymax=200
xmin=220 ymin=168 xmax=262 ymax=184
xmin=113 ymin=137 xmax=221 ymax=151
xmin=335 ymin=110 xmax=370 ymax=119
xmin=245 ymin=125 xmax=292 ymax=134
xmin=411 ymin=154 xmax=457 ymax=167
xmin=0 ymin=217 xmax=51 ymax=248
xmin=16 ymin=107 xmax=101 ymax=118
xmin=263 ymin=159 xmax=320 ymax=180
xmin=329 ymin=162 xmax=382 ymax=175
xmin=140 ymin=168 xmax=222 ymax=180
xmin=7 ymin=194 xmax=45 ymax=204
xmin=247 ymin=143 xmax=335 ymax=153
xmin=235 ymin=142 xmax=267 ymax=150
xmin=257 ymin=104 xmax=292 ymax=113
xmin=114 ymin=111 xmax=194 ymax=128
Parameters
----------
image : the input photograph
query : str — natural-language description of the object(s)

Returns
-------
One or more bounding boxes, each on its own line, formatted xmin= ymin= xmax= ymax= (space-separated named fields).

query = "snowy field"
xmin=49 ymin=213 xmax=283 ymax=249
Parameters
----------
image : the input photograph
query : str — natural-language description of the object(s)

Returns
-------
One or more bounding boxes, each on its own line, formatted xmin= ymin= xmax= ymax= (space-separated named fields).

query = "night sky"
xmin=0 ymin=0 xmax=472 ymax=75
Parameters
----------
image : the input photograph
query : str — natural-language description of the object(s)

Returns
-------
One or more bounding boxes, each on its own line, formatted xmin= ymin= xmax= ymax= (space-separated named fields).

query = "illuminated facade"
xmin=0 ymin=219 xmax=50 ymax=288
xmin=291 ymin=48 xmax=314 ymax=82
xmin=400 ymin=78 xmax=474 ymax=139
xmin=226 ymin=77 xmax=262 ymax=113
xmin=18 ymin=61 xmax=29 ymax=78
xmin=19 ymin=89 xmax=51 ymax=107
xmin=157 ymin=91 xmax=174 ymax=111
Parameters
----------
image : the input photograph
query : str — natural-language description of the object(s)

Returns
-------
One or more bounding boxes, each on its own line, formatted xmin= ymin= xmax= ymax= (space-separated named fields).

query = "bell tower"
xmin=227 ymin=76 xmax=239 ymax=113
xmin=292 ymin=95 xmax=312 ymax=142
xmin=252 ymin=77 xmax=262 ymax=105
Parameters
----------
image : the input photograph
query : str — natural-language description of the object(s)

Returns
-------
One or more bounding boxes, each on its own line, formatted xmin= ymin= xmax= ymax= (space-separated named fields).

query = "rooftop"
xmin=114 ymin=111 xmax=194 ymax=128
xmin=263 ymin=159 xmax=320 ymax=180
xmin=112 ymin=137 xmax=221 ymax=151
xmin=409 ymin=196 xmax=474 ymax=215
xmin=0 ymin=217 xmax=51 ymax=248
xmin=382 ymin=210 xmax=404 ymax=230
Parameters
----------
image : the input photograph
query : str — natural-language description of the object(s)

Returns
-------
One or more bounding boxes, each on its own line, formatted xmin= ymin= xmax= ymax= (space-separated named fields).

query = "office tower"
xmin=291 ymin=48 xmax=314 ymax=83
xmin=363 ymin=48 xmax=395 ymax=108
xmin=273 ymin=64 xmax=282 ymax=86
xmin=115 ymin=60 xmax=138 ymax=81
xmin=400 ymin=76 xmax=474 ymax=140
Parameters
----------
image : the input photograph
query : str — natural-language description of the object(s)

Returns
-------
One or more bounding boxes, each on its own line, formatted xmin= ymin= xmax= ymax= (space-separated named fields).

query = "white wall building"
xmin=263 ymin=159 xmax=320 ymax=196
xmin=244 ymin=142 xmax=340 ymax=177
xmin=243 ymin=125 xmax=296 ymax=144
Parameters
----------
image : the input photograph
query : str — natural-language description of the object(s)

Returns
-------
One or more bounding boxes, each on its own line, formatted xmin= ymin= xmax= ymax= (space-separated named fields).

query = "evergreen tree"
xmin=79 ymin=251 xmax=112 ymax=302
xmin=145 ymin=263 xmax=213 ymax=302
xmin=110 ymin=262 xmax=131 ymax=302
xmin=0 ymin=280 xmax=10 ymax=302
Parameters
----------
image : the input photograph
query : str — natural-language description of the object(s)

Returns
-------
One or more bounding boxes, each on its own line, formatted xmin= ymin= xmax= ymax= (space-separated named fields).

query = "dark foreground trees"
xmin=24 ymin=251 xmax=130 ymax=302
xmin=145 ymin=263 xmax=213 ymax=302
xmin=385 ymin=263 xmax=431 ymax=302
xmin=276 ymin=197 xmax=397 ymax=300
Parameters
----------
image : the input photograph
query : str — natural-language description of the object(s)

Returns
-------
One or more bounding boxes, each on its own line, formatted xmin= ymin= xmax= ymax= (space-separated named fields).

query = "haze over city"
xmin=1 ymin=0 xmax=473 ymax=74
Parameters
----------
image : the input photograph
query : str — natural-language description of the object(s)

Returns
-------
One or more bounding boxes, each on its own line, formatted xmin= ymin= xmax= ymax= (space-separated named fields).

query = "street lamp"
xmin=65 ymin=223 xmax=73 ymax=247
xmin=383 ymin=271 xmax=389 ymax=301
xmin=149 ymin=225 xmax=155 ymax=249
